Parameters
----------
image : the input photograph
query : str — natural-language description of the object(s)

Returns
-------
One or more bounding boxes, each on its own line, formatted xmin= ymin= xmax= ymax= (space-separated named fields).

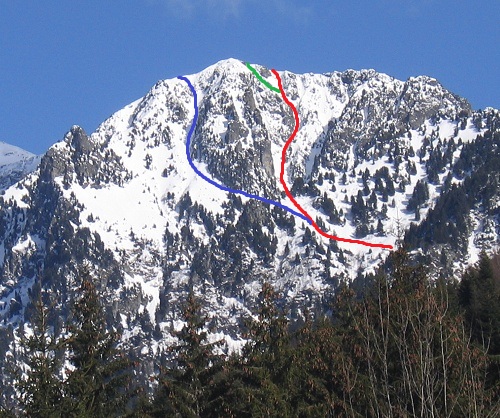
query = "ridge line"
xmin=245 ymin=63 xmax=281 ymax=93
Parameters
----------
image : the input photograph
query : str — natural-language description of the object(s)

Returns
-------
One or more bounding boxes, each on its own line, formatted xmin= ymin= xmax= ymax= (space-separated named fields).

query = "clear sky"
xmin=1 ymin=0 xmax=499 ymax=154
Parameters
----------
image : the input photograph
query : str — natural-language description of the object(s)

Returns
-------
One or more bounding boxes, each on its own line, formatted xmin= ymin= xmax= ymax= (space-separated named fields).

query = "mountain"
xmin=0 ymin=142 xmax=40 ymax=192
xmin=0 ymin=58 xmax=498 ymax=391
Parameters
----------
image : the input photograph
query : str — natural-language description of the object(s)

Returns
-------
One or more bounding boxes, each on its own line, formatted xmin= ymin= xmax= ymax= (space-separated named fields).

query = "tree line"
xmin=1 ymin=249 xmax=499 ymax=417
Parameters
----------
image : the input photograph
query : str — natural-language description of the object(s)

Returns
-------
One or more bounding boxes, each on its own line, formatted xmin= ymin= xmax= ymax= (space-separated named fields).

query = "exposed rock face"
xmin=396 ymin=76 xmax=471 ymax=129
xmin=0 ymin=58 xmax=498 ymax=393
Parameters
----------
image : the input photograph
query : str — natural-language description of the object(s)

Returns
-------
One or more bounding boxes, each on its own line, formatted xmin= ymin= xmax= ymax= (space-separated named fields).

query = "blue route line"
xmin=177 ymin=75 xmax=312 ymax=224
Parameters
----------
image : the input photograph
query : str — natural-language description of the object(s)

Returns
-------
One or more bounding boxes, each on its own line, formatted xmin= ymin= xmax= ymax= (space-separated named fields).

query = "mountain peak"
xmin=0 ymin=59 xmax=498 ymax=398
xmin=0 ymin=141 xmax=36 ymax=164
xmin=213 ymin=57 xmax=246 ymax=69
xmin=0 ymin=141 xmax=40 ymax=191
xmin=188 ymin=58 xmax=247 ymax=80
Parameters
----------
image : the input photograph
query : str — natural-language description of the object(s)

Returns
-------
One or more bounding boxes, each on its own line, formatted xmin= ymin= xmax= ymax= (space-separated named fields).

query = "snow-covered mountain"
xmin=0 ymin=58 xmax=498 ymax=388
xmin=0 ymin=142 xmax=40 ymax=192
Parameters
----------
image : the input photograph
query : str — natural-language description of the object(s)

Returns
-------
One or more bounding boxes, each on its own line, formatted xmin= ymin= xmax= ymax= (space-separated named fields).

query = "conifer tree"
xmin=152 ymin=290 xmax=223 ymax=417
xmin=376 ymin=218 xmax=384 ymax=234
xmin=16 ymin=292 xmax=64 ymax=418
xmin=238 ymin=282 xmax=293 ymax=417
xmin=243 ymin=283 xmax=289 ymax=367
xmin=203 ymin=282 xmax=293 ymax=417
xmin=0 ymin=404 xmax=16 ymax=418
xmin=64 ymin=270 xmax=132 ymax=417
xmin=288 ymin=313 xmax=350 ymax=417
xmin=460 ymin=251 xmax=500 ymax=354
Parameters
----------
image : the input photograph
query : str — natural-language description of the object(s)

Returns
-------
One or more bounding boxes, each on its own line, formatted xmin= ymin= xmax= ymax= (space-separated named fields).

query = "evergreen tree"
xmin=355 ymin=223 xmax=369 ymax=238
xmin=288 ymin=313 xmax=358 ymax=417
xmin=64 ymin=271 xmax=132 ymax=417
xmin=243 ymin=283 xmax=289 ymax=366
xmin=0 ymin=406 xmax=16 ymax=418
xmin=376 ymin=219 xmax=384 ymax=235
xmin=16 ymin=292 xmax=64 ymax=418
xmin=152 ymin=291 xmax=223 ymax=417
xmin=459 ymin=251 xmax=500 ymax=354
xmin=386 ymin=177 xmax=395 ymax=196
xmin=407 ymin=179 xmax=429 ymax=212
xmin=204 ymin=283 xmax=293 ymax=417
xmin=321 ymin=192 xmax=341 ymax=224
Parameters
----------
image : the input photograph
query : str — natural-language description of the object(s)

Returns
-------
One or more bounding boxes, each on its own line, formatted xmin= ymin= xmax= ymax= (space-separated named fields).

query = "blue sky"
xmin=1 ymin=0 xmax=498 ymax=154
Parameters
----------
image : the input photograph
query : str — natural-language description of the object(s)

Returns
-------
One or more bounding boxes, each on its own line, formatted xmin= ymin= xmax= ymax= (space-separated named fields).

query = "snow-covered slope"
xmin=0 ymin=142 xmax=40 ymax=192
xmin=0 ymin=58 xmax=498 ymax=390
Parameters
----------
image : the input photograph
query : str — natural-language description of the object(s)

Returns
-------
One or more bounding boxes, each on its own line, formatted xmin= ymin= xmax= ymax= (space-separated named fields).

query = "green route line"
xmin=245 ymin=62 xmax=281 ymax=93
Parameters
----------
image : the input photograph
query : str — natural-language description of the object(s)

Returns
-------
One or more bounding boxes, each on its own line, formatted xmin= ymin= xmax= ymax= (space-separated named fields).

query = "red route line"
xmin=271 ymin=69 xmax=394 ymax=250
